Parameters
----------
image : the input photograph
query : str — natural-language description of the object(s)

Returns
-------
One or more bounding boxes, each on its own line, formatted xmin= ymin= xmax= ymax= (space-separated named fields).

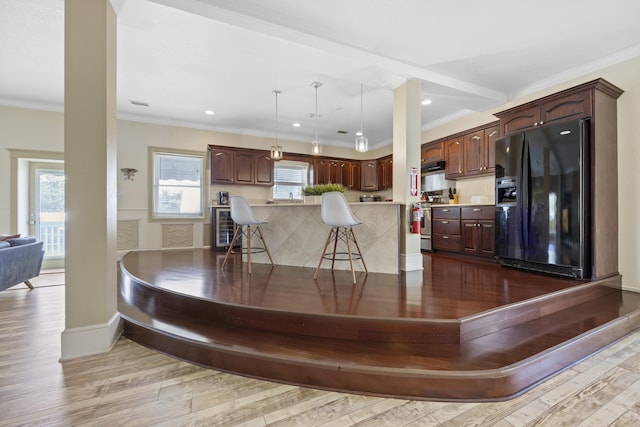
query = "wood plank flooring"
xmin=118 ymin=249 xmax=640 ymax=401
xmin=3 ymin=282 xmax=640 ymax=425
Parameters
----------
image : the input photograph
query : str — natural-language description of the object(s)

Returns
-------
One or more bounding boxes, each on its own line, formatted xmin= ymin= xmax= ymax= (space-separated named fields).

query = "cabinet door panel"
xmin=444 ymin=138 xmax=464 ymax=179
xmin=234 ymin=152 xmax=254 ymax=184
xmin=361 ymin=161 xmax=378 ymax=190
xmin=463 ymin=130 xmax=485 ymax=176
xmin=480 ymin=220 xmax=495 ymax=255
xmin=210 ymin=148 xmax=235 ymax=183
xmin=485 ymin=125 xmax=499 ymax=174
xmin=501 ymin=105 xmax=540 ymax=134
xmin=541 ymin=91 xmax=592 ymax=125
xmin=254 ymin=154 xmax=274 ymax=185
xmin=421 ymin=143 xmax=443 ymax=163
xmin=462 ymin=220 xmax=480 ymax=253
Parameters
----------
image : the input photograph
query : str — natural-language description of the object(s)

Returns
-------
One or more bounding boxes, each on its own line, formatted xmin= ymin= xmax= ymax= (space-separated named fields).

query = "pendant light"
xmin=311 ymin=82 xmax=322 ymax=155
xmin=355 ymin=83 xmax=368 ymax=153
xmin=270 ymin=90 xmax=283 ymax=160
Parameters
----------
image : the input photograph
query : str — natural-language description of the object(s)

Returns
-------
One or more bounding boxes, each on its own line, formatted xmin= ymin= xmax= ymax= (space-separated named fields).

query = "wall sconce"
xmin=120 ymin=168 xmax=138 ymax=180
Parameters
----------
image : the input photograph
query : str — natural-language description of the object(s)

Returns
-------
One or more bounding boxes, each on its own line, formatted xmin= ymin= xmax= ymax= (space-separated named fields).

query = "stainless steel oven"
xmin=420 ymin=205 xmax=432 ymax=251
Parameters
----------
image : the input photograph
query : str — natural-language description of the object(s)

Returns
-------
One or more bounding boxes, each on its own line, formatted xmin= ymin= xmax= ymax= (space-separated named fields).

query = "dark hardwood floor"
xmin=118 ymin=249 xmax=640 ymax=401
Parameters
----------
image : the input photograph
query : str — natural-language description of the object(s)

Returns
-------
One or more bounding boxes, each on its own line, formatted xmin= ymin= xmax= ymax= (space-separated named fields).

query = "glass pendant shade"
xmin=270 ymin=145 xmax=283 ymax=160
xmin=355 ymin=135 xmax=368 ymax=152
xmin=311 ymin=140 xmax=321 ymax=155
xmin=270 ymin=90 xmax=283 ymax=160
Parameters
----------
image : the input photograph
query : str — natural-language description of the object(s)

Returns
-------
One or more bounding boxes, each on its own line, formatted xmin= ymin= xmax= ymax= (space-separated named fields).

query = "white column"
xmin=62 ymin=0 xmax=120 ymax=359
xmin=392 ymin=79 xmax=423 ymax=272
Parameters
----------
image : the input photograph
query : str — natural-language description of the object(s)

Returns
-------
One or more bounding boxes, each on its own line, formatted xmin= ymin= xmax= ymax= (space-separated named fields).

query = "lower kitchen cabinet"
xmin=433 ymin=205 xmax=495 ymax=257
xmin=461 ymin=206 xmax=495 ymax=257
xmin=432 ymin=206 xmax=461 ymax=252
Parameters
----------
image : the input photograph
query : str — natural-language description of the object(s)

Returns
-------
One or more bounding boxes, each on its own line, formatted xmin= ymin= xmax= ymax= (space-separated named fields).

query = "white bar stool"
xmin=314 ymin=191 xmax=368 ymax=284
xmin=221 ymin=196 xmax=274 ymax=274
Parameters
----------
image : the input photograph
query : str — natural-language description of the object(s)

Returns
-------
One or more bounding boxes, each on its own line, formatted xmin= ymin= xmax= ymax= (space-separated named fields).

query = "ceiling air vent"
xmin=337 ymin=130 xmax=348 ymax=134
xmin=129 ymin=100 xmax=149 ymax=107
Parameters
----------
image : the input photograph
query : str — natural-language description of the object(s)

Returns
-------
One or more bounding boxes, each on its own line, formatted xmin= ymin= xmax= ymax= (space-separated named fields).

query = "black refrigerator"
xmin=495 ymin=118 xmax=590 ymax=279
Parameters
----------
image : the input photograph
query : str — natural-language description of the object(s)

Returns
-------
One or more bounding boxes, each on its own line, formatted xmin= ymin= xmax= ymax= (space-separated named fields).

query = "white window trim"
xmin=273 ymin=160 xmax=309 ymax=201
xmin=149 ymin=147 xmax=206 ymax=221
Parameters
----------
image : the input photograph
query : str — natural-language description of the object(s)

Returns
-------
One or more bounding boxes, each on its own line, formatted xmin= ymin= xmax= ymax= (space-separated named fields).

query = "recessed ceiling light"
xmin=292 ymin=122 xmax=301 ymax=127
xmin=421 ymin=99 xmax=432 ymax=106
xmin=355 ymin=131 xmax=363 ymax=137
xmin=560 ymin=130 xmax=571 ymax=135
xmin=205 ymin=110 xmax=215 ymax=116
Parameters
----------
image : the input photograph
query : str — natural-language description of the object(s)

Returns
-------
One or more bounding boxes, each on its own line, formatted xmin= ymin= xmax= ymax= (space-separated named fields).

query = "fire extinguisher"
xmin=411 ymin=203 xmax=422 ymax=234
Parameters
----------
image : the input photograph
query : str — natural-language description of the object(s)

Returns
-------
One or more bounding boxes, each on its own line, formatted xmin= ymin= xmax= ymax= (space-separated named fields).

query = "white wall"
xmin=1 ymin=56 xmax=639 ymax=290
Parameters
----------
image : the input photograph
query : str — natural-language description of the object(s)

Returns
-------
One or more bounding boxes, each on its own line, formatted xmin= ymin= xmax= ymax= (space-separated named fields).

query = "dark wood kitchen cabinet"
xmin=443 ymin=138 xmax=464 ymax=179
xmin=433 ymin=205 xmax=494 ymax=257
xmin=496 ymin=84 xmax=593 ymax=135
xmin=421 ymin=142 xmax=443 ymax=163
xmin=254 ymin=153 xmax=274 ymax=185
xmin=463 ymin=125 xmax=499 ymax=177
xmin=209 ymin=145 xmax=273 ymax=186
xmin=432 ymin=206 xmax=461 ymax=252
xmin=339 ymin=160 xmax=360 ymax=190
xmin=361 ymin=160 xmax=378 ymax=191
xmin=461 ymin=206 xmax=495 ymax=257
xmin=210 ymin=147 xmax=235 ymax=183
xmin=377 ymin=156 xmax=393 ymax=189
xmin=314 ymin=159 xmax=334 ymax=184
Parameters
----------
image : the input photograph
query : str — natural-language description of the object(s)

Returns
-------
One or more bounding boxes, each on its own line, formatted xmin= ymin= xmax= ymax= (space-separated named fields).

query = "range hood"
xmin=421 ymin=160 xmax=445 ymax=173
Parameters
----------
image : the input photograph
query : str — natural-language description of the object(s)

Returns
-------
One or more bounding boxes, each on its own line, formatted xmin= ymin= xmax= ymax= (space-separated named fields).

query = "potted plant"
xmin=303 ymin=183 xmax=346 ymax=203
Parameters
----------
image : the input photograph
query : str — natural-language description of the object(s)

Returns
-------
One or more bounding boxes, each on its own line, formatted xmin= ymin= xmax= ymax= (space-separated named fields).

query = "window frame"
xmin=272 ymin=160 xmax=309 ymax=201
xmin=149 ymin=147 xmax=206 ymax=221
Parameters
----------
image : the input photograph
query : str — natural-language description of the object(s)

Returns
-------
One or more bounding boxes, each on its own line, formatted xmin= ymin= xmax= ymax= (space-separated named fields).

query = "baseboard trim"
xmin=60 ymin=312 xmax=122 ymax=361
xmin=400 ymin=252 xmax=423 ymax=272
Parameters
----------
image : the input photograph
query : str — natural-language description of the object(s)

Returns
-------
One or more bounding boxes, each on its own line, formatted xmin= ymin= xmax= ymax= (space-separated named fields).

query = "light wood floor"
xmin=3 ymin=279 xmax=640 ymax=426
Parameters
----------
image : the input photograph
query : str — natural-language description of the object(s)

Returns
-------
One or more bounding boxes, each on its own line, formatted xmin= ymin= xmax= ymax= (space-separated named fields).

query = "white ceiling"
xmin=1 ymin=0 xmax=640 ymax=150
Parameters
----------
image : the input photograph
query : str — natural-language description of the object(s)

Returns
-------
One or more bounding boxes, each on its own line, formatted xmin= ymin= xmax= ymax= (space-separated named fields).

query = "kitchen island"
xmin=239 ymin=202 xmax=401 ymax=274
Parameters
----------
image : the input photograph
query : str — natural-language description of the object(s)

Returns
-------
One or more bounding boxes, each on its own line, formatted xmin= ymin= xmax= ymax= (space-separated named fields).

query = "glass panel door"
xmin=30 ymin=163 xmax=65 ymax=269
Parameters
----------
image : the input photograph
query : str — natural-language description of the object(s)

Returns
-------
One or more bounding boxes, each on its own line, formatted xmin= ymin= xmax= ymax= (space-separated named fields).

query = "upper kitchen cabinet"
xmin=339 ymin=160 xmax=361 ymax=190
xmin=377 ymin=156 xmax=393 ymax=190
xmin=210 ymin=147 xmax=235 ymax=183
xmin=361 ymin=160 xmax=378 ymax=191
xmin=254 ymin=153 xmax=274 ymax=185
xmin=209 ymin=145 xmax=274 ymax=186
xmin=463 ymin=125 xmax=499 ymax=177
xmin=444 ymin=137 xmax=464 ymax=179
xmin=314 ymin=159 xmax=340 ymax=185
xmin=421 ymin=142 xmax=443 ymax=164
xmin=495 ymin=80 xmax=623 ymax=135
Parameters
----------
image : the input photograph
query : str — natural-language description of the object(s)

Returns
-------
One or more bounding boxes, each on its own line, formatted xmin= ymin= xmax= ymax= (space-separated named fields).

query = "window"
xmin=272 ymin=161 xmax=309 ymax=201
xmin=151 ymin=149 xmax=205 ymax=219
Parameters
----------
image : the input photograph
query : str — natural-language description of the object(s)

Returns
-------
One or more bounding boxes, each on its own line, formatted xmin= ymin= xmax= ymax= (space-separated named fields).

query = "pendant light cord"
xmin=360 ymin=84 xmax=364 ymax=135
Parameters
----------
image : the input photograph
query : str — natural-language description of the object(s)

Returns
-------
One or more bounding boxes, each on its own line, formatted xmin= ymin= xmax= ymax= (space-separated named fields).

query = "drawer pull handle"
xmin=442 ymin=209 xmax=450 ymax=212
xmin=441 ymin=221 xmax=449 ymax=224
xmin=442 ymin=236 xmax=450 ymax=239
xmin=473 ymin=208 xmax=482 ymax=212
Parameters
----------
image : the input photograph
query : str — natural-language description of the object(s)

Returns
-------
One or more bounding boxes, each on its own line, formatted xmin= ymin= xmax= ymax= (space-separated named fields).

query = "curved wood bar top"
xmin=119 ymin=249 xmax=640 ymax=401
